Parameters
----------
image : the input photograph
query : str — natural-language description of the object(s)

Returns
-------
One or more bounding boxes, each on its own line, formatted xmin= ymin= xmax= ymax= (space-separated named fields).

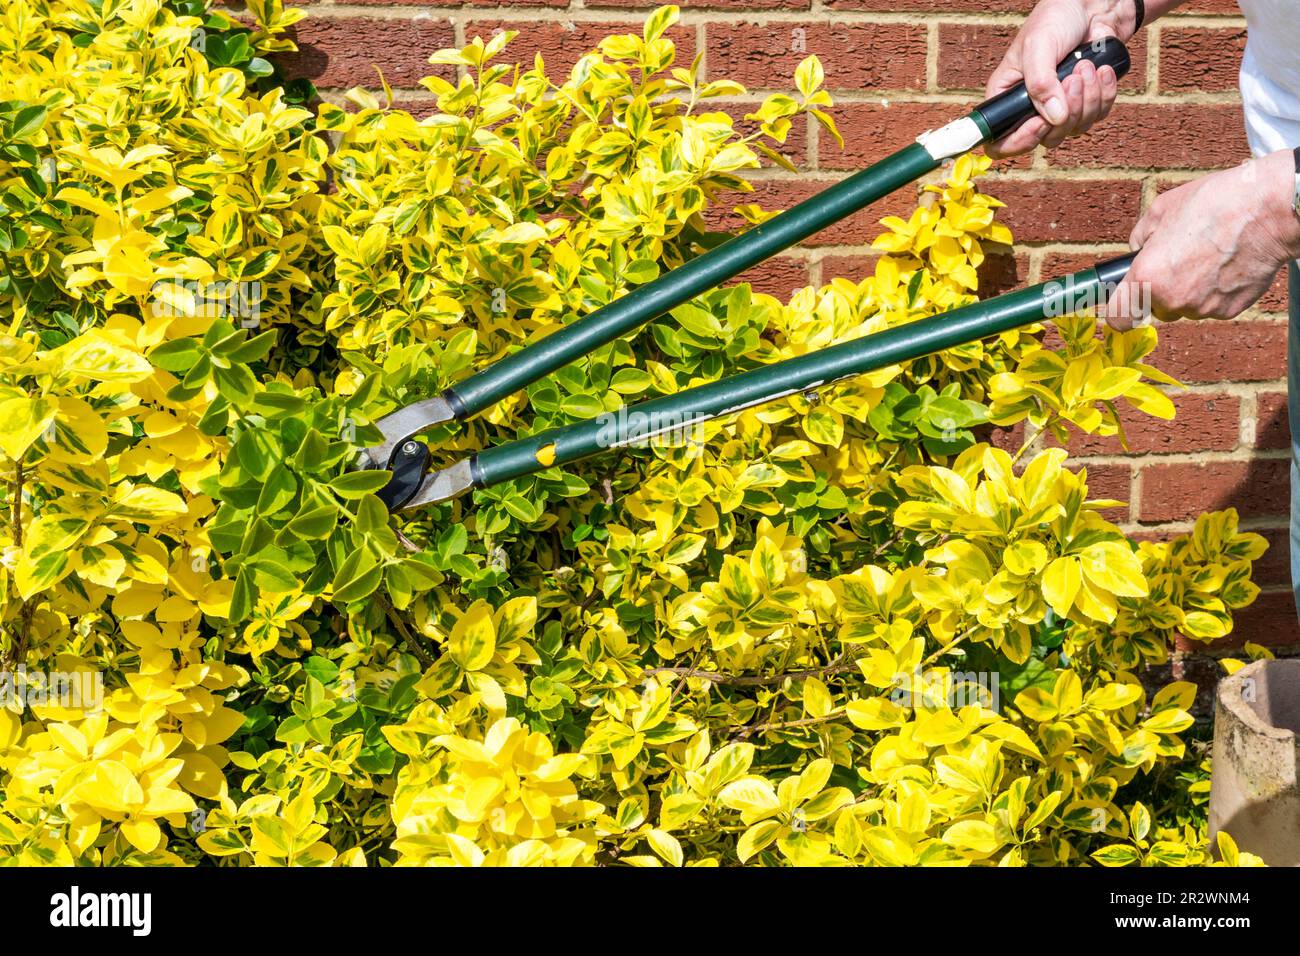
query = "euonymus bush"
xmin=0 ymin=0 xmax=1270 ymax=866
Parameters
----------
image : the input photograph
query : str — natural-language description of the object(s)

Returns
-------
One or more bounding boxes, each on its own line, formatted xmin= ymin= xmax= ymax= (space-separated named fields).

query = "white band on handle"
xmin=916 ymin=116 xmax=985 ymax=161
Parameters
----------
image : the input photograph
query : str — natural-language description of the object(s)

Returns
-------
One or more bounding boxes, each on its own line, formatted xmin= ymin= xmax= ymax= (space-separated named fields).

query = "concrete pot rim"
xmin=1217 ymin=658 xmax=1300 ymax=742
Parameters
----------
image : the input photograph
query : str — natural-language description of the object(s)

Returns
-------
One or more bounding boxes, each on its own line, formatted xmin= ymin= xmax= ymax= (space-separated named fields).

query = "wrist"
xmin=1259 ymin=150 xmax=1300 ymax=260
xmin=1084 ymin=0 xmax=1163 ymax=40
xmin=1083 ymin=0 xmax=1139 ymax=40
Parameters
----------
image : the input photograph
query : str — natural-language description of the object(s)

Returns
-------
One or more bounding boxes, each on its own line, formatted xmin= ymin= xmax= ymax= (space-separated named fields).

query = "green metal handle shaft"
xmin=441 ymin=37 xmax=1129 ymax=422
xmin=469 ymin=254 xmax=1135 ymax=489
xmin=448 ymin=142 xmax=940 ymax=417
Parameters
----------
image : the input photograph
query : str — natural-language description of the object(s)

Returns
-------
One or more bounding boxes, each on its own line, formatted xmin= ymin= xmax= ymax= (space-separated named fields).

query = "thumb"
xmin=1100 ymin=277 xmax=1137 ymax=331
xmin=984 ymin=56 xmax=1025 ymax=100
xmin=1099 ymin=258 xmax=1150 ymax=331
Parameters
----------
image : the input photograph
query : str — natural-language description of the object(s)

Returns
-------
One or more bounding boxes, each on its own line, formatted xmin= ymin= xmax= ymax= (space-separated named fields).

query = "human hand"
xmin=1103 ymin=151 xmax=1300 ymax=328
xmin=984 ymin=0 xmax=1138 ymax=158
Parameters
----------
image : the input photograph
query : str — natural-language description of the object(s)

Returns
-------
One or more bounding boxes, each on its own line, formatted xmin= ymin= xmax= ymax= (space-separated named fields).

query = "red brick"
xmin=1256 ymin=392 xmax=1290 ymax=451
xmin=733 ymin=255 xmax=810 ymax=299
xmin=938 ymin=24 xmax=1148 ymax=93
xmin=1138 ymin=458 xmax=1290 ymax=523
xmin=1180 ymin=0 xmax=1246 ymax=16
xmin=348 ymin=0 xmax=565 ymax=5
xmin=723 ymin=105 xmax=809 ymax=170
xmin=1249 ymin=527 xmax=1291 ymax=589
xmin=1077 ymin=462 xmax=1132 ymax=520
xmin=1069 ymin=392 xmax=1240 ymax=456
xmin=1040 ymin=251 xmax=1127 ymax=283
xmin=465 ymin=20 xmax=696 ymax=77
xmin=278 ymin=16 xmax=455 ymax=89
xmin=703 ymin=21 xmax=927 ymax=91
xmin=820 ymin=254 xmax=877 ymax=286
xmin=820 ymin=103 xmax=955 ymax=170
xmin=591 ymin=0 xmax=811 ymax=7
xmin=976 ymin=250 xmax=1029 ymax=297
xmin=1047 ymin=103 xmax=1248 ymax=169
xmin=983 ymin=178 xmax=1143 ymax=243
xmin=704 ymin=177 xmax=922 ymax=246
xmin=1147 ymin=319 xmax=1287 ymax=383
xmin=822 ymin=103 xmax=1032 ymax=171
xmin=1257 ymin=265 xmax=1289 ymax=314
xmin=1158 ymin=26 xmax=1246 ymax=92
xmin=825 ymin=0 xmax=1033 ymax=9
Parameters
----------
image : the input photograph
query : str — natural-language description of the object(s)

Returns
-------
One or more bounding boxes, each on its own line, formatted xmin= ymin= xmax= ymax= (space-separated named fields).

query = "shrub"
xmin=0 ymin=0 xmax=1267 ymax=866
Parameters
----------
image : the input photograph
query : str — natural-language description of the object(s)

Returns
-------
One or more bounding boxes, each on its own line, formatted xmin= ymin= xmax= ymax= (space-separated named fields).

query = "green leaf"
xmin=1091 ymin=844 xmax=1141 ymax=867
xmin=332 ymin=549 xmax=383 ymax=604
xmin=8 ymin=105 xmax=48 ymax=141
xmin=283 ymin=504 xmax=339 ymax=539
xmin=303 ymin=656 xmax=340 ymax=684
xmin=224 ymin=329 xmax=278 ymax=364
xmin=148 ymin=337 xmax=203 ymax=372
xmin=330 ymin=470 xmax=391 ymax=498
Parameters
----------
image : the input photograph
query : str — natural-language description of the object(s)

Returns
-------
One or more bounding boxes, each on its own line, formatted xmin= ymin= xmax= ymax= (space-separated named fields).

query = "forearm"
xmin=1141 ymin=1 xmax=1191 ymax=27
xmin=1084 ymin=0 xmax=1188 ymax=40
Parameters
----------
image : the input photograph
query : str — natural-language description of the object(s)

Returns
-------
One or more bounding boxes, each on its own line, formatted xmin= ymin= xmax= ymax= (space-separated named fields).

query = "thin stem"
xmin=645 ymin=655 xmax=856 ymax=688
xmin=378 ymin=594 xmax=435 ymax=667
xmin=734 ymin=710 xmax=844 ymax=740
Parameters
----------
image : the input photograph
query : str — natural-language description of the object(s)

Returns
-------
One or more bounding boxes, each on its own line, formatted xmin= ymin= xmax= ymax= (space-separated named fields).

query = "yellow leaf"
xmin=1041 ymin=556 xmax=1081 ymax=617
xmin=77 ymin=761 xmax=144 ymax=813
xmin=846 ymin=697 xmax=907 ymax=730
xmin=120 ymin=818 xmax=162 ymax=854
xmin=646 ymin=829 xmax=683 ymax=867
xmin=0 ymin=396 xmax=55 ymax=461
xmin=943 ymin=819 xmax=1000 ymax=854
xmin=449 ymin=600 xmax=496 ymax=671
xmin=718 ymin=778 xmax=780 ymax=822
xmin=737 ymin=819 xmax=782 ymax=862
xmin=1079 ymin=542 xmax=1148 ymax=598
xmin=794 ymin=55 xmax=824 ymax=97
xmin=803 ymin=676 xmax=833 ymax=718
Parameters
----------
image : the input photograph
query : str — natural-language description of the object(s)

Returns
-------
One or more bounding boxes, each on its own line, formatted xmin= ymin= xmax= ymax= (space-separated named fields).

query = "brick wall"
xmin=269 ymin=0 xmax=1298 ymax=657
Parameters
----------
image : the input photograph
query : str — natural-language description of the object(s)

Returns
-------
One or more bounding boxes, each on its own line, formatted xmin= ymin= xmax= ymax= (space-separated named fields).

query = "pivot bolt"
xmin=402 ymin=441 xmax=421 ymax=456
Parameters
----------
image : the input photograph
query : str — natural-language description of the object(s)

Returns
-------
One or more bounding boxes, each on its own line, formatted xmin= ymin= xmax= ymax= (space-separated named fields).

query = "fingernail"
xmin=1043 ymin=96 xmax=1067 ymax=125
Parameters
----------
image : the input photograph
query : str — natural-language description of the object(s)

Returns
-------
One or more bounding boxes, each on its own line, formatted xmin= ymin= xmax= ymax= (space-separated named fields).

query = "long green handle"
xmin=448 ymin=144 xmax=938 ymax=417
xmin=438 ymin=39 xmax=1131 ymax=422
xmin=467 ymin=255 xmax=1135 ymax=489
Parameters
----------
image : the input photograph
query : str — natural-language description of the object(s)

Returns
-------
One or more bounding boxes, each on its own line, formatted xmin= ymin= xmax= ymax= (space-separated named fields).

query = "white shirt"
xmin=1237 ymin=0 xmax=1300 ymax=155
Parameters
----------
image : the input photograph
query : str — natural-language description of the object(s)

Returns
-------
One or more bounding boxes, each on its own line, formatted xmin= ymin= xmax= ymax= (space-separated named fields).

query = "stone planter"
xmin=1208 ymin=658 xmax=1300 ymax=865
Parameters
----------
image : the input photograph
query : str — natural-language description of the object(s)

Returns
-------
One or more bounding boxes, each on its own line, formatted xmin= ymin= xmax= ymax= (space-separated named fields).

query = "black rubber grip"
xmin=974 ymin=37 xmax=1131 ymax=141
xmin=1094 ymin=252 xmax=1136 ymax=288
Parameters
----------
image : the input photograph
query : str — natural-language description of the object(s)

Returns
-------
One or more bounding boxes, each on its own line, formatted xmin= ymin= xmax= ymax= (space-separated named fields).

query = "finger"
xmin=1096 ymin=64 xmax=1119 ymax=123
xmin=1042 ymin=73 xmax=1086 ymax=147
xmin=1021 ymin=38 xmax=1070 ymax=126
xmin=1100 ymin=270 xmax=1152 ymax=330
xmin=986 ymin=116 xmax=1049 ymax=159
xmin=1100 ymin=279 xmax=1136 ymax=331
xmin=1074 ymin=60 xmax=1103 ymax=136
